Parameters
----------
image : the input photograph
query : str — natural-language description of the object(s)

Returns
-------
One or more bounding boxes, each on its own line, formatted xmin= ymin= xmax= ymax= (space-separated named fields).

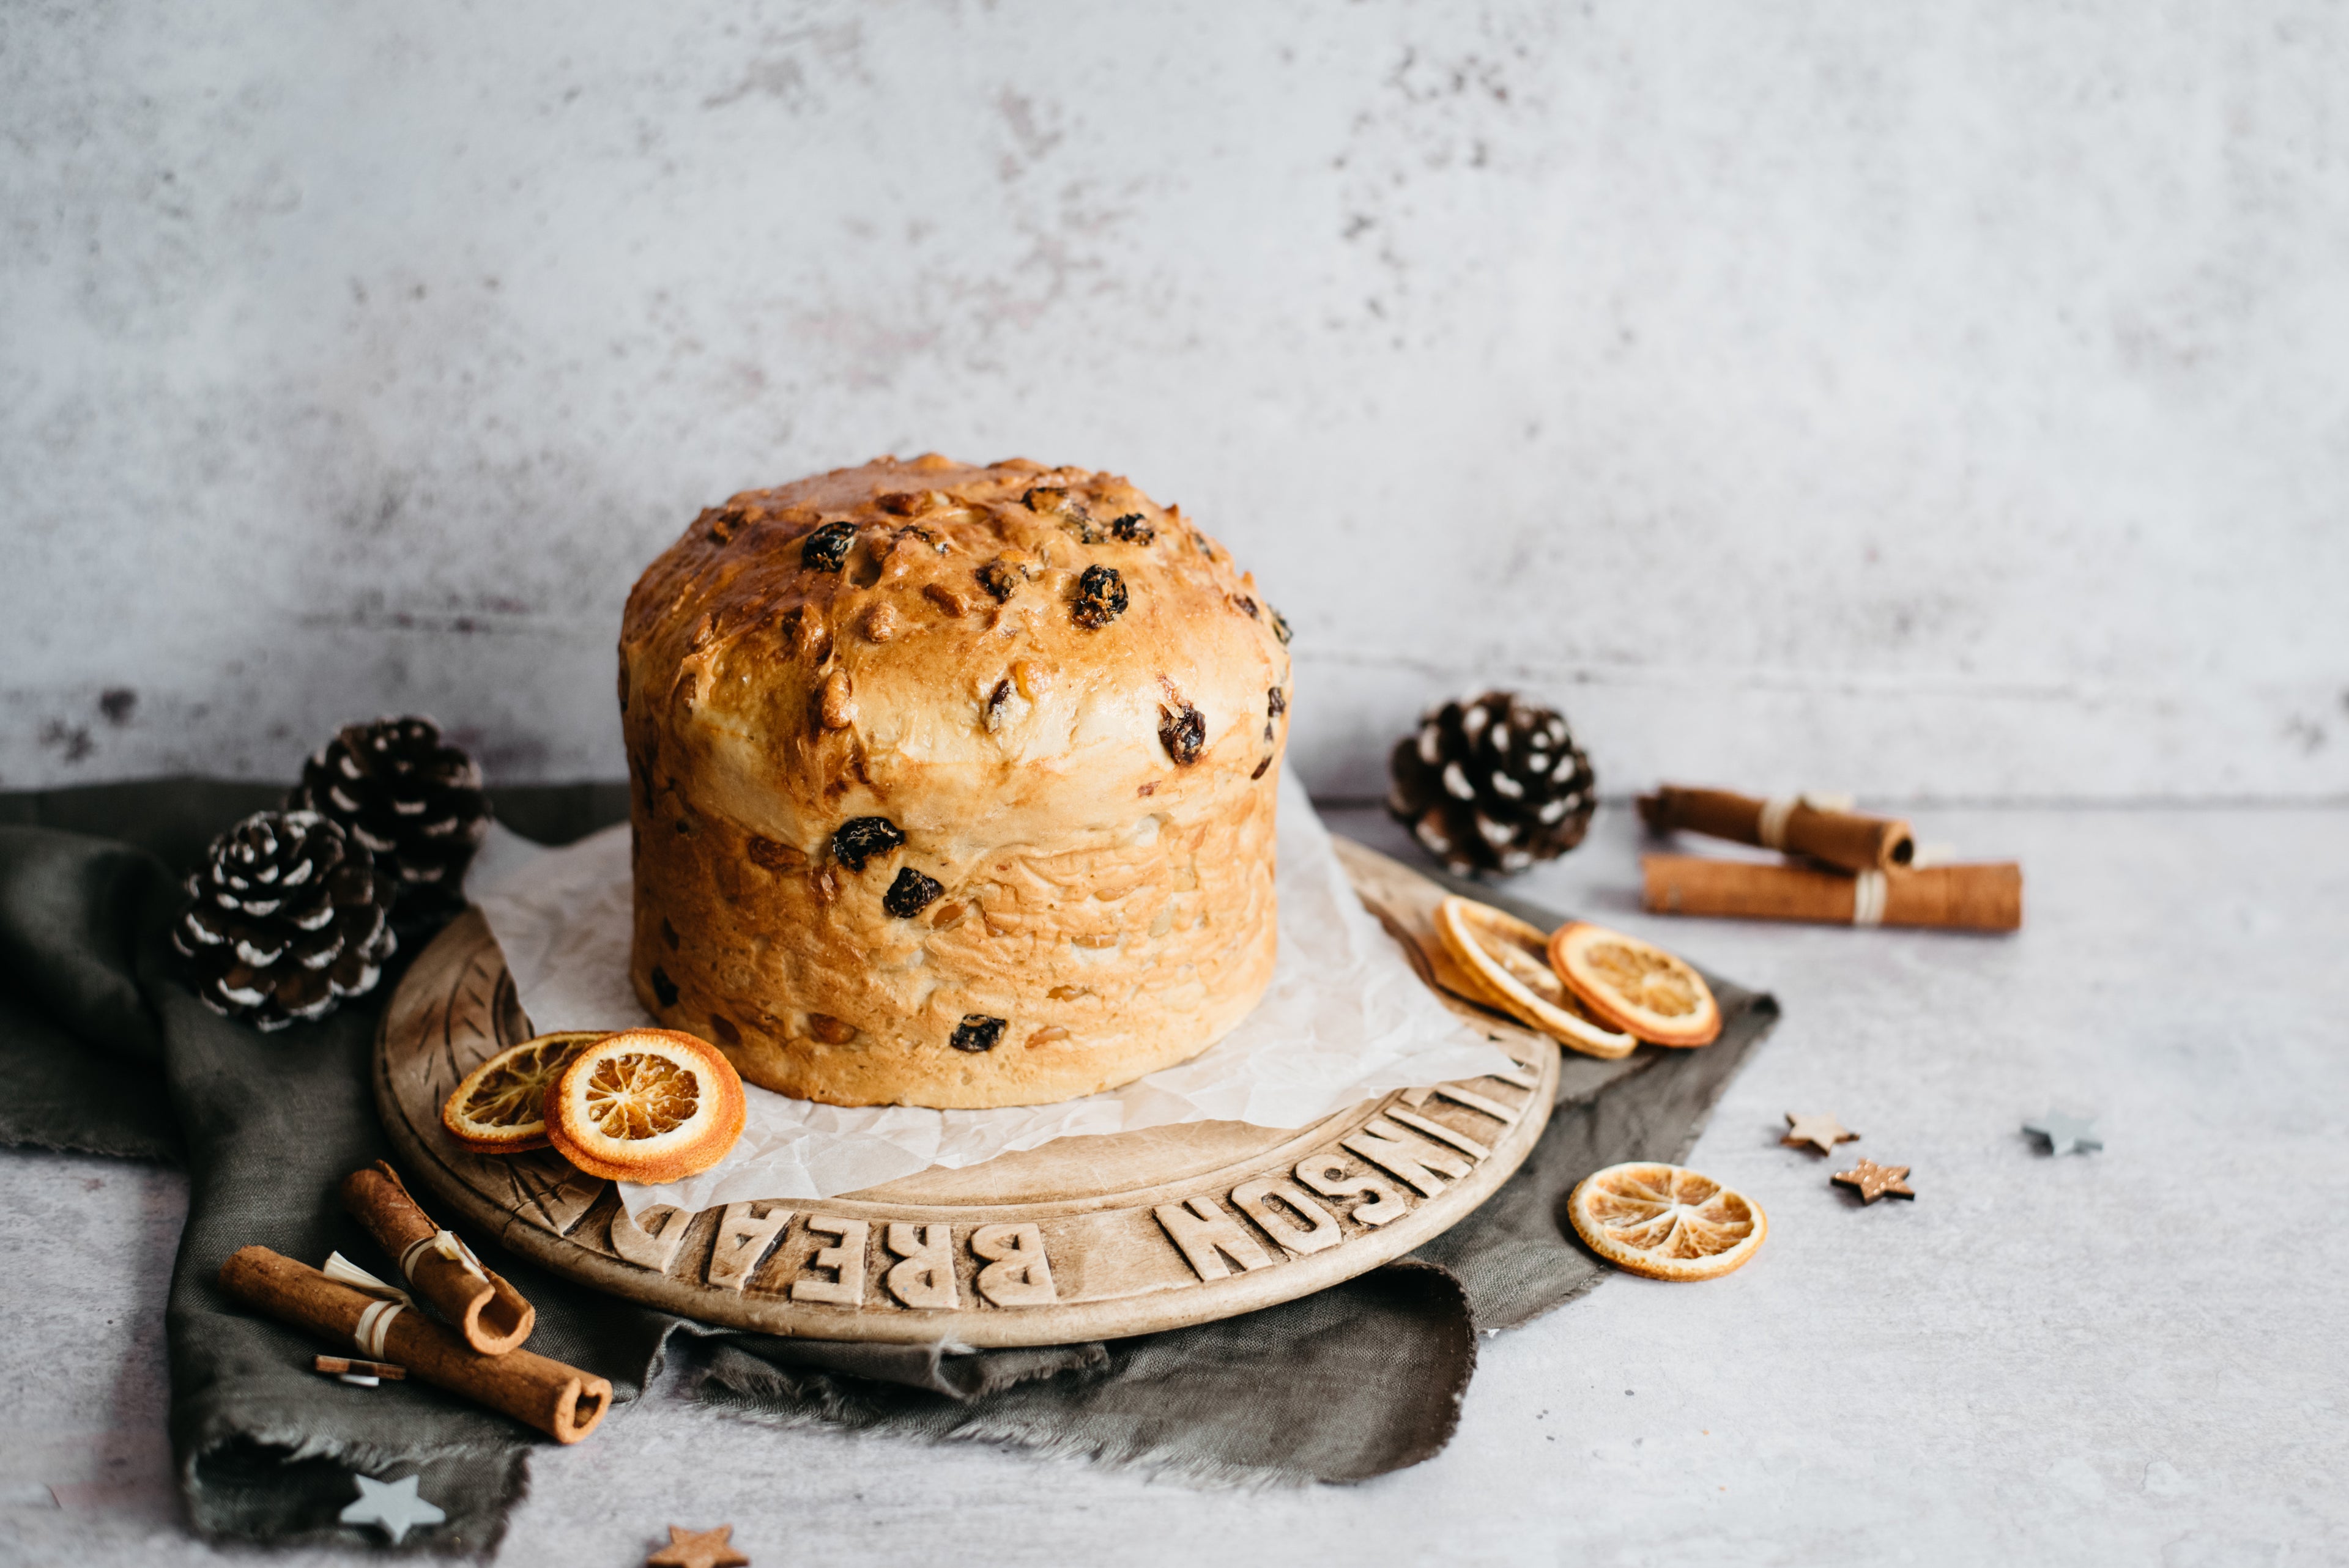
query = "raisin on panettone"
xmin=1387 ymin=691 xmax=1597 ymax=875
xmin=174 ymin=810 xmax=398 ymax=1030
xmin=289 ymin=716 xmax=491 ymax=930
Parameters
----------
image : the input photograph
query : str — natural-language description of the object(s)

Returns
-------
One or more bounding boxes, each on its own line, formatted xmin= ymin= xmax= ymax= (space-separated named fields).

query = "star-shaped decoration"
xmin=340 ymin=1473 xmax=446 ymax=1545
xmin=2024 ymin=1111 xmax=2102 ymax=1156
xmin=648 ymin=1523 xmax=751 ymax=1568
xmin=1831 ymin=1157 xmax=1915 ymax=1204
xmin=1781 ymin=1111 xmax=1858 ymax=1157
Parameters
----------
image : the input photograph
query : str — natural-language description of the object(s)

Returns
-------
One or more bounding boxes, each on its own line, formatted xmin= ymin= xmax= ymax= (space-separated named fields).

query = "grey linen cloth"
xmin=0 ymin=779 xmax=1775 ymax=1552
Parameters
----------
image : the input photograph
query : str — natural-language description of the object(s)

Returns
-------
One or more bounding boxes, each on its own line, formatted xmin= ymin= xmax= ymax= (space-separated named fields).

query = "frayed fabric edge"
xmin=689 ymin=1262 xmax=1477 ymax=1492
xmin=0 ymin=1128 xmax=184 ymax=1164
xmin=177 ymin=1412 xmax=529 ymax=1558
xmin=692 ymin=1383 xmax=1330 ymax=1493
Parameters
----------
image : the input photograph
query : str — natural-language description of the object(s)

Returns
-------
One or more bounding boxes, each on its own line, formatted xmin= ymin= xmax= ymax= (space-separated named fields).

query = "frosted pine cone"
xmin=289 ymin=716 xmax=490 ymax=928
xmin=174 ymin=811 xmax=398 ymax=1030
xmin=1387 ymin=691 xmax=1597 ymax=875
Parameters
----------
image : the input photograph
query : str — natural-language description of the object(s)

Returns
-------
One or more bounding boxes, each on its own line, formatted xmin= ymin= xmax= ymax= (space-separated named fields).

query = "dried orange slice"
xmin=1421 ymin=931 xmax=1511 ymax=1014
xmin=1435 ymin=896 xmax=1636 ymax=1059
xmin=441 ymin=1031 xmax=608 ymax=1153
xmin=543 ymin=1028 xmax=746 ymax=1183
xmin=1568 ymin=1162 xmax=1765 ymax=1281
xmin=1548 ymin=921 xmax=1721 ymax=1046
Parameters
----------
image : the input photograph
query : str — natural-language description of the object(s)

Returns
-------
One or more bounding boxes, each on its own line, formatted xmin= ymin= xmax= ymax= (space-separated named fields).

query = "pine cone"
xmin=289 ymin=716 xmax=491 ymax=928
xmin=174 ymin=811 xmax=398 ymax=1030
xmin=1387 ymin=691 xmax=1597 ymax=875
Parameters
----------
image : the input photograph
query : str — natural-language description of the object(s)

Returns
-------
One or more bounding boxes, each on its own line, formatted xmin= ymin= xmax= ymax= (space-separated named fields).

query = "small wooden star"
xmin=2024 ymin=1111 xmax=2102 ymax=1156
xmin=648 ymin=1524 xmax=751 ymax=1568
xmin=339 ymin=1473 xmax=445 ymax=1545
xmin=1831 ymin=1157 xmax=1915 ymax=1204
xmin=1781 ymin=1111 xmax=1858 ymax=1157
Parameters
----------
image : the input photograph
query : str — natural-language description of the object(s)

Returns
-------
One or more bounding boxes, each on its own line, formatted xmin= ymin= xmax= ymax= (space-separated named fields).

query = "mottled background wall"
xmin=5 ymin=1 xmax=2345 ymax=800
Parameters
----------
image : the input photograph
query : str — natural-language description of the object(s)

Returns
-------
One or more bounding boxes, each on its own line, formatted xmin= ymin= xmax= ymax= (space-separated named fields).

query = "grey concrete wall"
xmin=5 ymin=1 xmax=2346 ymax=799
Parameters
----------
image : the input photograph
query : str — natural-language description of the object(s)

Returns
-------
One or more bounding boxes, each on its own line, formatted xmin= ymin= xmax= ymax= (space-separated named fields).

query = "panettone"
xmin=620 ymin=455 xmax=1292 ymax=1109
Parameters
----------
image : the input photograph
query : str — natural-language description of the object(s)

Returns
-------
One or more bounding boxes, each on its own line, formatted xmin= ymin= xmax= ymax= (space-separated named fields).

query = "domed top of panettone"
xmin=620 ymin=454 xmax=1292 ymax=856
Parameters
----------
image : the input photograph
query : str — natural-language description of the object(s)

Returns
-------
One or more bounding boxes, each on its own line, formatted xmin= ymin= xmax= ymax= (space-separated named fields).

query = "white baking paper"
xmin=469 ymin=769 xmax=1513 ymax=1213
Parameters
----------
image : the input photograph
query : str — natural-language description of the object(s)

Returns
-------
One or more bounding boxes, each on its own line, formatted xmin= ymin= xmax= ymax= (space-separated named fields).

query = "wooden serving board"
xmin=373 ymin=839 xmax=1557 ymax=1347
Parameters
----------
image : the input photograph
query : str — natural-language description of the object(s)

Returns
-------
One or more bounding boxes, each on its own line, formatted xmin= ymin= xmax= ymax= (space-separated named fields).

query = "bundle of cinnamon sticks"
xmin=1636 ymin=785 xmax=2022 ymax=933
xmin=217 ymin=1160 xmax=610 ymax=1443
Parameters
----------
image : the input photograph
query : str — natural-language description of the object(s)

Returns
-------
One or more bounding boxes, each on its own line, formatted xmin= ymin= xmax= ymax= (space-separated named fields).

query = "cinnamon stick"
xmin=314 ymin=1355 xmax=406 ymax=1380
xmin=1642 ymin=855 xmax=2022 ymax=932
xmin=341 ymin=1161 xmax=534 ymax=1355
xmin=1638 ymin=785 xmax=1915 ymax=873
xmin=219 ymin=1246 xmax=609 ymax=1443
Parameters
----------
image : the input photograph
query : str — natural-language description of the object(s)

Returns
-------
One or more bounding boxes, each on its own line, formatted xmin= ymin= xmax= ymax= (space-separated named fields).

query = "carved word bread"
xmin=622 ymin=456 xmax=1294 ymax=1108
xmin=596 ymin=1060 xmax=1548 ymax=1318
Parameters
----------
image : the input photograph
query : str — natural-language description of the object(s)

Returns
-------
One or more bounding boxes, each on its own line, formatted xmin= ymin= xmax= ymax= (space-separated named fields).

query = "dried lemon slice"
xmin=441 ymin=1031 xmax=609 ymax=1153
xmin=1568 ymin=1161 xmax=1765 ymax=1281
xmin=543 ymin=1028 xmax=746 ymax=1183
xmin=1434 ymin=896 xmax=1637 ymax=1059
xmin=1548 ymin=921 xmax=1721 ymax=1046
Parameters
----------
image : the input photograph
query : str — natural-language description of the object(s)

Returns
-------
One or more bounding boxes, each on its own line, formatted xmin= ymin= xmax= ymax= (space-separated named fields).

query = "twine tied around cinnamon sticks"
xmin=1638 ymin=785 xmax=2021 ymax=932
xmin=214 ymin=1159 xmax=610 ymax=1444
xmin=402 ymin=1227 xmax=488 ymax=1287
xmin=344 ymin=1161 xmax=533 ymax=1355
xmin=218 ymin=1246 xmax=610 ymax=1443
xmin=1851 ymin=868 xmax=1888 ymax=927
xmin=1643 ymin=785 xmax=1915 ymax=873
xmin=316 ymin=1252 xmax=415 ymax=1357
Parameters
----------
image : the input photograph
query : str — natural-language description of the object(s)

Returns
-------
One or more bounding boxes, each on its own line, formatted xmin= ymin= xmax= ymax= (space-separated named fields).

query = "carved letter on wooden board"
xmin=610 ymin=1202 xmax=690 ymax=1273
xmin=792 ymin=1216 xmax=870 ymax=1306
xmin=1294 ymin=1154 xmax=1411 ymax=1226
xmin=707 ymin=1201 xmax=792 ymax=1291
xmin=1386 ymin=1107 xmax=1491 ymax=1161
xmin=1433 ymin=1083 xmax=1520 ymax=1123
xmin=1230 ymin=1178 xmax=1343 ymax=1256
xmin=970 ymin=1222 xmax=1056 ymax=1306
xmin=1340 ymin=1119 xmax=1473 ymax=1197
xmin=884 ymin=1222 xmax=959 ymax=1309
xmin=1153 ymin=1195 xmax=1275 ymax=1281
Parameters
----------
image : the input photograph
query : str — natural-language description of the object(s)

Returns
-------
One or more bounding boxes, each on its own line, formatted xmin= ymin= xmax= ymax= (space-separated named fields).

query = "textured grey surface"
xmin=6 ymin=2 xmax=2349 ymax=799
xmin=5 ymin=803 xmax=2343 ymax=1566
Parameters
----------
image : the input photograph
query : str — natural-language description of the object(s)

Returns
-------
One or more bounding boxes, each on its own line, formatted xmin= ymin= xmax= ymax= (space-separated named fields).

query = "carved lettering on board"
xmin=1229 ymin=1178 xmax=1343 ymax=1256
xmin=1294 ymin=1153 xmax=1411 ymax=1226
xmin=1386 ymin=1107 xmax=1491 ymax=1161
xmin=1154 ymin=1196 xmax=1275 ymax=1282
xmin=970 ymin=1222 xmax=1057 ymax=1307
xmin=1433 ymin=1082 xmax=1520 ymax=1123
xmin=1341 ymin=1117 xmax=1473 ymax=1197
xmin=791 ymin=1216 xmax=870 ymax=1306
xmin=609 ymin=1202 xmax=690 ymax=1274
xmin=707 ymin=1201 xmax=792 ymax=1292
xmin=884 ymin=1222 xmax=960 ymax=1309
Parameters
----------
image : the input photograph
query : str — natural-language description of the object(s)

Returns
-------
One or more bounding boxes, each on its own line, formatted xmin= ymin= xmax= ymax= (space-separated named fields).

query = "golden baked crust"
xmin=620 ymin=455 xmax=1293 ymax=1108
